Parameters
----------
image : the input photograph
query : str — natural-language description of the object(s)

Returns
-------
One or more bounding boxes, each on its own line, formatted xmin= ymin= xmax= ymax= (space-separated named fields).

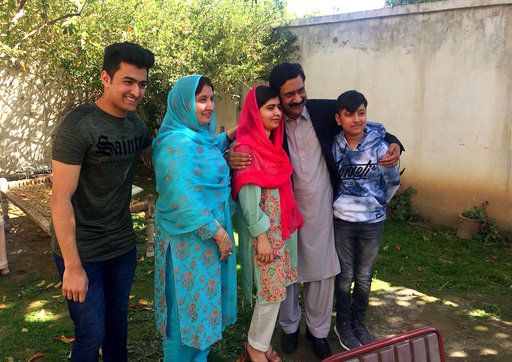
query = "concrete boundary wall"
xmin=0 ymin=67 xmax=63 ymax=177
xmin=284 ymin=0 xmax=511 ymax=228
xmin=1 ymin=0 xmax=510 ymax=228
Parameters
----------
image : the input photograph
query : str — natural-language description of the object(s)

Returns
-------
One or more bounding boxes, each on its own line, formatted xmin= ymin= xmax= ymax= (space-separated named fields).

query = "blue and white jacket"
xmin=332 ymin=122 xmax=400 ymax=223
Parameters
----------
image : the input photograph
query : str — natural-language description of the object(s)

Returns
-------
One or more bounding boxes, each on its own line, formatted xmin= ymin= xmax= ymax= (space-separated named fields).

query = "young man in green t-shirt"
xmin=51 ymin=42 xmax=154 ymax=361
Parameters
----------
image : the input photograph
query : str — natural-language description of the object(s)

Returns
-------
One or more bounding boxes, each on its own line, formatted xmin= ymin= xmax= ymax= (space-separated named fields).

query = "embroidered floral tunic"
xmin=236 ymin=184 xmax=298 ymax=304
xmin=153 ymin=134 xmax=237 ymax=351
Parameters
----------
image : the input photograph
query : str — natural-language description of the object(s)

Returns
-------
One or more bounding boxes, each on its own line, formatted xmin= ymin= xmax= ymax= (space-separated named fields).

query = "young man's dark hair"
xmin=336 ymin=90 xmax=368 ymax=114
xmin=269 ymin=62 xmax=306 ymax=92
xmin=102 ymin=42 xmax=155 ymax=78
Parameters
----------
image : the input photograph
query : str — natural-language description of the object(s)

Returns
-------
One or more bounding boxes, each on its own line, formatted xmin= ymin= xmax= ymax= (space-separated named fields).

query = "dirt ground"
xmin=270 ymin=284 xmax=512 ymax=361
xmin=2 ymin=214 xmax=511 ymax=361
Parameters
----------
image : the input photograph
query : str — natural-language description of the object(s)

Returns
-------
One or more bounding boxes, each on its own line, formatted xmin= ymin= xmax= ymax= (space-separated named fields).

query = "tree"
xmin=0 ymin=0 xmax=298 ymax=130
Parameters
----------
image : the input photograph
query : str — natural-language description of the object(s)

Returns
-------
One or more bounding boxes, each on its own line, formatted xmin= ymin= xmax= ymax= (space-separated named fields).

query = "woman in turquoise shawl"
xmin=152 ymin=75 xmax=237 ymax=361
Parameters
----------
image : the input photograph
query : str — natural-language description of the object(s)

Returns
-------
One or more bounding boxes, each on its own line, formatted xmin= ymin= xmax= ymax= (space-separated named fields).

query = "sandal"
xmin=264 ymin=345 xmax=281 ymax=362
xmin=241 ymin=342 xmax=269 ymax=362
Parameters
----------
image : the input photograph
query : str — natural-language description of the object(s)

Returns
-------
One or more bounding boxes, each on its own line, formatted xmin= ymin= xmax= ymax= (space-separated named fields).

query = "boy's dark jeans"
xmin=334 ymin=219 xmax=384 ymax=323
xmin=54 ymin=247 xmax=137 ymax=362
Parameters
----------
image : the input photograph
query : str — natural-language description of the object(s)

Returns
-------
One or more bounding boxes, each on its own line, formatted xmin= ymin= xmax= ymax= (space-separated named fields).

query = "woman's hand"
xmin=226 ymin=126 xmax=237 ymax=142
xmin=253 ymin=233 xmax=273 ymax=264
xmin=214 ymin=227 xmax=233 ymax=261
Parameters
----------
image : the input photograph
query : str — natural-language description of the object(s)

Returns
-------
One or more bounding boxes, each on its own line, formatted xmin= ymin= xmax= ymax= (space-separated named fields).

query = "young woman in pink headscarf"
xmin=232 ymin=85 xmax=303 ymax=361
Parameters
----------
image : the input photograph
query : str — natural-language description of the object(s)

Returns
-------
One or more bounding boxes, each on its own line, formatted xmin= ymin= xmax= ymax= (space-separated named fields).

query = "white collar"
xmin=285 ymin=106 xmax=310 ymax=123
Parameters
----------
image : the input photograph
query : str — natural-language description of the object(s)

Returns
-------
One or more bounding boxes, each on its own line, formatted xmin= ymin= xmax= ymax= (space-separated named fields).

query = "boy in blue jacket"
xmin=332 ymin=90 xmax=400 ymax=350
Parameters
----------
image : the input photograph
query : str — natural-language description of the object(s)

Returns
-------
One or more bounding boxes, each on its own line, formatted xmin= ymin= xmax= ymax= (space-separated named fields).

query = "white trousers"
xmin=248 ymin=300 xmax=281 ymax=352
xmin=278 ymin=277 xmax=335 ymax=338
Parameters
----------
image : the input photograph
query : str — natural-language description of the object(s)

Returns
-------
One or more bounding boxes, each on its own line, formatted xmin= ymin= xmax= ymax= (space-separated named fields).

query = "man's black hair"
xmin=336 ymin=90 xmax=368 ymax=114
xmin=102 ymin=42 xmax=155 ymax=78
xmin=269 ymin=63 xmax=306 ymax=92
xmin=255 ymin=85 xmax=279 ymax=108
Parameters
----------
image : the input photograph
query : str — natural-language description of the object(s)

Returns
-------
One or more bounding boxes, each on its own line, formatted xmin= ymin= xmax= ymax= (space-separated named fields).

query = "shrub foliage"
xmin=0 ymin=0 xmax=297 ymax=130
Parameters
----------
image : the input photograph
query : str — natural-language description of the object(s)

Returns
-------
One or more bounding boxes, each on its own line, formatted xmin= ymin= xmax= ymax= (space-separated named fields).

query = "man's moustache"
xmin=289 ymin=100 xmax=305 ymax=107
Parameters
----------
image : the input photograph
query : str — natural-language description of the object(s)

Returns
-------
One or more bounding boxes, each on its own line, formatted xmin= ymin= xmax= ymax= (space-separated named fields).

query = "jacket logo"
xmin=336 ymin=160 xmax=377 ymax=180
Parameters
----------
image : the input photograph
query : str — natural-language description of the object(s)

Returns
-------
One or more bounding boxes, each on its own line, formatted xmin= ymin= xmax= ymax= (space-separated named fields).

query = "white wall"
xmin=1 ymin=0 xmax=510 ymax=228
xmin=282 ymin=0 xmax=512 ymax=228
xmin=0 ymin=66 xmax=73 ymax=176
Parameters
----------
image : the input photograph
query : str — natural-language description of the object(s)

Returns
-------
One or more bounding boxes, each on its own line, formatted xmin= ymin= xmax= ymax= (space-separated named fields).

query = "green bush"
xmin=387 ymin=186 xmax=417 ymax=222
xmin=461 ymin=202 xmax=489 ymax=221
xmin=1 ymin=0 xmax=298 ymax=132
xmin=460 ymin=201 xmax=508 ymax=246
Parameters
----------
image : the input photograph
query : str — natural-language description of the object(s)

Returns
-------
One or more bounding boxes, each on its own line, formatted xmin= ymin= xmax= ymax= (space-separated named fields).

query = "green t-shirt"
xmin=51 ymin=103 xmax=152 ymax=262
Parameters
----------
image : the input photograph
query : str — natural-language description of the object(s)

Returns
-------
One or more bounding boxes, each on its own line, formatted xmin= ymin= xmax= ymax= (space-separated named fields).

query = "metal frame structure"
xmin=323 ymin=326 xmax=445 ymax=362
xmin=0 ymin=176 xmax=155 ymax=258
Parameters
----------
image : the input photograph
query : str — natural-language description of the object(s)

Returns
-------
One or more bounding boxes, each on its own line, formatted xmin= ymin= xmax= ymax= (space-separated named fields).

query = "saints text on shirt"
xmin=95 ymin=135 xmax=145 ymax=157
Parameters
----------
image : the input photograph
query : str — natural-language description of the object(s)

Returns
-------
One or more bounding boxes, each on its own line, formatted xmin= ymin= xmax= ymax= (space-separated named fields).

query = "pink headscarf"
xmin=231 ymin=86 xmax=303 ymax=239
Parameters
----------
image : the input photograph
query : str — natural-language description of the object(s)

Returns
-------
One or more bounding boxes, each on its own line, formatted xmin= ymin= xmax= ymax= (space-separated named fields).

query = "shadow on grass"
xmin=1 ymin=212 xmax=511 ymax=361
xmin=368 ymin=279 xmax=512 ymax=361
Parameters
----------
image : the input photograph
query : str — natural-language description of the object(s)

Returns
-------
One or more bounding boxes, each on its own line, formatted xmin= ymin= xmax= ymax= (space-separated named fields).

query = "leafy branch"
xmin=7 ymin=0 xmax=90 ymax=43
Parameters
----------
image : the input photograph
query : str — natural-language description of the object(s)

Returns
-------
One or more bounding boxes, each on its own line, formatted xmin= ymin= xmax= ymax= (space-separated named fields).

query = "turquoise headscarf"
xmin=152 ymin=74 xmax=231 ymax=235
xmin=157 ymin=74 xmax=217 ymax=145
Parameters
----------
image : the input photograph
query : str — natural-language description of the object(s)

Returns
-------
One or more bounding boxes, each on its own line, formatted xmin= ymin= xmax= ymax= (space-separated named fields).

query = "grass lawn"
xmin=378 ymin=221 xmax=511 ymax=319
xmin=1 ymin=213 xmax=511 ymax=360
